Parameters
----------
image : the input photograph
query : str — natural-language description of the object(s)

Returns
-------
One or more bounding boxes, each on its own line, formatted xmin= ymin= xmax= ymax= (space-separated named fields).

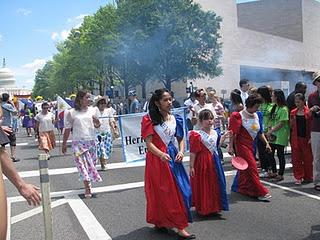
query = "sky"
xmin=0 ymin=0 xmax=111 ymax=89
xmin=1 ymin=0 xmax=320 ymax=90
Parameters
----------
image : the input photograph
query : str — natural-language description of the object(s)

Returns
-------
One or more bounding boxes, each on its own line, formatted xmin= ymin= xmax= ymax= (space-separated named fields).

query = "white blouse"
xmin=65 ymin=107 xmax=99 ymax=140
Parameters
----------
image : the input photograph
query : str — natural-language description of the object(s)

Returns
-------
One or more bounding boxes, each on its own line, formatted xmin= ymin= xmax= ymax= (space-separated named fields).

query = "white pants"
xmin=311 ymin=132 xmax=320 ymax=185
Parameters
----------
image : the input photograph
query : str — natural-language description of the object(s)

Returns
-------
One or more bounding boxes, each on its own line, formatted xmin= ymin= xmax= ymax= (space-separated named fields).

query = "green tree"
xmin=32 ymin=61 xmax=55 ymax=99
xmin=117 ymin=0 xmax=222 ymax=92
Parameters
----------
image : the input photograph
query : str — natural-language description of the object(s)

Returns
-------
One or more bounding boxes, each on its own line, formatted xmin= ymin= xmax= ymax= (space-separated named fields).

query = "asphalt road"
xmin=4 ymin=130 xmax=320 ymax=240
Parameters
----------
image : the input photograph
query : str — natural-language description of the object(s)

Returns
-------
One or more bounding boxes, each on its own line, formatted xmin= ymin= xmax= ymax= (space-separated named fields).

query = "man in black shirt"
xmin=287 ymin=82 xmax=307 ymax=112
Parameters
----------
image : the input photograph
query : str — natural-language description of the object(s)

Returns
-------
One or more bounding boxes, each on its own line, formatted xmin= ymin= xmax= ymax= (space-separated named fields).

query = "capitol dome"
xmin=0 ymin=58 xmax=16 ymax=88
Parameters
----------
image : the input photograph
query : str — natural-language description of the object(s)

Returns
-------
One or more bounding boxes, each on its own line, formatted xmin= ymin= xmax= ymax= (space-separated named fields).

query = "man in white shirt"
xmin=184 ymin=92 xmax=198 ymax=131
xmin=239 ymin=79 xmax=250 ymax=105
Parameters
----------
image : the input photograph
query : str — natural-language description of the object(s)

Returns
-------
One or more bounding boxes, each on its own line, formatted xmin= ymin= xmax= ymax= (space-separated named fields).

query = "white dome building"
xmin=0 ymin=58 xmax=32 ymax=97
xmin=0 ymin=58 xmax=16 ymax=88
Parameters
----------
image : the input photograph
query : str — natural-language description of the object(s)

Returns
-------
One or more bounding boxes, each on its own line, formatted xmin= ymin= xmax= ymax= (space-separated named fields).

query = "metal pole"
xmin=38 ymin=154 xmax=53 ymax=240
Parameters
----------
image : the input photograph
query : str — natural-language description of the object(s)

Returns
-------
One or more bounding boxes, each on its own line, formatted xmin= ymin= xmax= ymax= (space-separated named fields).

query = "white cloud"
xmin=0 ymin=34 xmax=2 ymax=42
xmin=60 ymin=30 xmax=70 ymax=40
xmin=52 ymin=14 xmax=88 ymax=42
xmin=51 ymin=30 xmax=70 ymax=41
xmin=16 ymin=8 xmax=32 ymax=16
xmin=22 ymin=58 xmax=46 ymax=73
xmin=51 ymin=32 xmax=59 ymax=41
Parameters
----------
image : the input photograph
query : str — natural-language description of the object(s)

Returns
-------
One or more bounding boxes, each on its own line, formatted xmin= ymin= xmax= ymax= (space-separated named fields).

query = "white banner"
xmin=118 ymin=108 xmax=187 ymax=163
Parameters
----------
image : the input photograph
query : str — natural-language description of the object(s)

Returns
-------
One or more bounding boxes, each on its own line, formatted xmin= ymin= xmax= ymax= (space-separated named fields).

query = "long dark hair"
xmin=74 ymin=90 xmax=89 ymax=111
xmin=270 ymin=89 xmax=287 ymax=119
xmin=148 ymin=88 xmax=171 ymax=125
xmin=257 ymin=86 xmax=272 ymax=103
xmin=230 ymin=89 xmax=243 ymax=105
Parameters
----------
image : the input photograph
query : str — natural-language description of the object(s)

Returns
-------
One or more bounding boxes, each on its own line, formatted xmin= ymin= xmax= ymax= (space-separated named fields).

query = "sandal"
xmin=314 ymin=185 xmax=320 ymax=191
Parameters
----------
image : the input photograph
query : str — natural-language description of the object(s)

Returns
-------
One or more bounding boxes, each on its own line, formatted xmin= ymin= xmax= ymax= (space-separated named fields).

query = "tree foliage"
xmin=33 ymin=0 xmax=222 ymax=98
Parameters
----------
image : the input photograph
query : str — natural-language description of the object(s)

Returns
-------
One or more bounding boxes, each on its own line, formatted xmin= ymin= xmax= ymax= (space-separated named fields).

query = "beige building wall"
xmin=194 ymin=0 xmax=320 ymax=98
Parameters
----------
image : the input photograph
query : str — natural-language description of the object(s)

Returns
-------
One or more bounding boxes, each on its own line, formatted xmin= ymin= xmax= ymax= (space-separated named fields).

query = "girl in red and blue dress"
xmin=189 ymin=109 xmax=229 ymax=216
xmin=228 ymin=94 xmax=272 ymax=201
xmin=141 ymin=89 xmax=195 ymax=239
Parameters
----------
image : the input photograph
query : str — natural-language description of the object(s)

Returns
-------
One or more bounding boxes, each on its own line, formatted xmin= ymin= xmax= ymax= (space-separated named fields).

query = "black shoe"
xmin=11 ymin=157 xmax=20 ymax=162
xmin=178 ymin=234 xmax=196 ymax=239
xmin=154 ymin=226 xmax=168 ymax=233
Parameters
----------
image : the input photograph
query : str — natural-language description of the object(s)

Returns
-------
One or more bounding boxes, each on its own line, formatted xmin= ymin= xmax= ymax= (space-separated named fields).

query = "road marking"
xmin=261 ymin=180 xmax=320 ymax=201
xmin=11 ymin=198 xmax=68 ymax=224
xmin=67 ymin=195 xmax=112 ymax=240
xmin=7 ymin=201 xmax=11 ymax=240
xmin=8 ymin=181 xmax=145 ymax=203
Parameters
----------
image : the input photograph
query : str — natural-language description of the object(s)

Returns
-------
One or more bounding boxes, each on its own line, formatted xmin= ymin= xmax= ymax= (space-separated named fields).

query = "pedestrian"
xmin=228 ymin=93 xmax=272 ymax=201
xmin=184 ymin=92 xmax=198 ymax=131
xmin=287 ymin=82 xmax=307 ymax=113
xmin=307 ymin=71 xmax=320 ymax=191
xmin=290 ymin=93 xmax=313 ymax=185
xmin=62 ymin=90 xmax=102 ymax=198
xmin=1 ymin=93 xmax=19 ymax=162
xmin=141 ymin=89 xmax=194 ymax=239
xmin=191 ymin=89 xmax=217 ymax=130
xmin=34 ymin=102 xmax=56 ymax=159
xmin=171 ymin=91 xmax=181 ymax=108
xmin=189 ymin=109 xmax=229 ymax=216
xmin=143 ymin=92 xmax=153 ymax=112
xmin=128 ymin=91 xmax=141 ymax=113
xmin=239 ymin=79 xmax=250 ymax=106
xmin=94 ymin=96 xmax=116 ymax=171
xmin=257 ymin=86 xmax=273 ymax=178
xmin=22 ymin=104 xmax=35 ymax=137
xmin=0 ymin=121 xmax=41 ymax=239
xmin=266 ymin=89 xmax=290 ymax=182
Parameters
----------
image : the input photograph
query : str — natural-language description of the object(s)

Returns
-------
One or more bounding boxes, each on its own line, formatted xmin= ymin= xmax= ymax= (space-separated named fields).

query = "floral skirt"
xmin=39 ymin=131 xmax=56 ymax=151
xmin=72 ymin=140 xmax=102 ymax=182
xmin=96 ymin=131 xmax=113 ymax=160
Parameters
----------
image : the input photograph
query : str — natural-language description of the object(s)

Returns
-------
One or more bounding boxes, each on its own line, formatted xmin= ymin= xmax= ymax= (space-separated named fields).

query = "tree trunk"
xmin=165 ymin=76 xmax=172 ymax=91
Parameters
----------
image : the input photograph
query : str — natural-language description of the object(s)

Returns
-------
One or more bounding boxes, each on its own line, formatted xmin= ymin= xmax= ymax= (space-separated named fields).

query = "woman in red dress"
xmin=228 ymin=94 xmax=272 ymax=201
xmin=141 ymin=89 xmax=195 ymax=239
xmin=189 ymin=109 xmax=229 ymax=216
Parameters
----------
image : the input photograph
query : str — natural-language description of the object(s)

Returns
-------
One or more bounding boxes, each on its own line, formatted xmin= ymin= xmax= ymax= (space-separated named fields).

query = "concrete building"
xmin=194 ymin=0 xmax=320 ymax=97
xmin=0 ymin=58 xmax=32 ymax=97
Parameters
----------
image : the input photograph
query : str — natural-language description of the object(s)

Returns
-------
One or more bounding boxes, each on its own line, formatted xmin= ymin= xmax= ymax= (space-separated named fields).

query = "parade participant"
xmin=141 ymin=89 xmax=195 ymax=239
xmin=257 ymin=86 xmax=273 ymax=178
xmin=228 ymin=94 xmax=272 ymax=201
xmin=34 ymin=102 xmax=56 ymax=159
xmin=230 ymin=89 xmax=244 ymax=113
xmin=1 ymin=93 xmax=19 ymax=162
xmin=22 ymin=104 xmax=35 ymax=137
xmin=290 ymin=93 xmax=313 ymax=185
xmin=62 ymin=90 xmax=102 ymax=198
xmin=94 ymin=96 xmax=116 ymax=171
xmin=266 ymin=89 xmax=290 ymax=182
xmin=189 ymin=109 xmax=229 ymax=216
xmin=308 ymin=71 xmax=320 ymax=191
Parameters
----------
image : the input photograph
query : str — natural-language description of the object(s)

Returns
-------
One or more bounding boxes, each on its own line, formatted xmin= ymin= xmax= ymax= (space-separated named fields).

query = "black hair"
xmin=148 ymin=88 xmax=171 ymax=125
xmin=239 ymin=79 xmax=249 ymax=88
xmin=270 ymin=89 xmax=287 ymax=119
xmin=294 ymin=93 xmax=305 ymax=101
xmin=199 ymin=109 xmax=214 ymax=122
xmin=295 ymin=82 xmax=306 ymax=91
xmin=230 ymin=89 xmax=243 ymax=105
xmin=245 ymin=93 xmax=263 ymax=108
xmin=74 ymin=90 xmax=90 ymax=111
xmin=2 ymin=93 xmax=9 ymax=102
xmin=41 ymin=102 xmax=49 ymax=109
xmin=257 ymin=86 xmax=272 ymax=103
